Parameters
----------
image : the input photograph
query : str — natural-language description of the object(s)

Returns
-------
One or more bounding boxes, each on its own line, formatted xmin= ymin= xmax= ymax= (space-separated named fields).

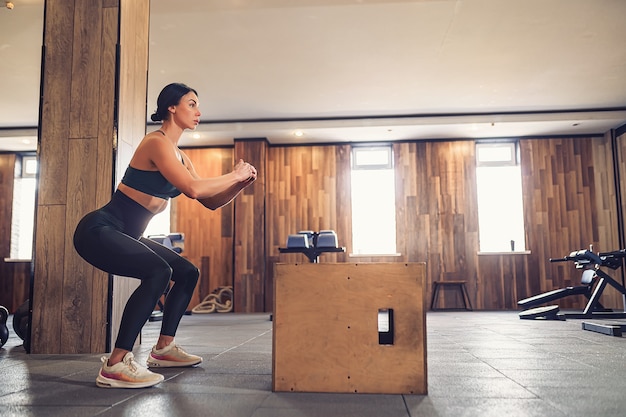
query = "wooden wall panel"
xmin=264 ymin=145 xmax=352 ymax=313
xmin=171 ymin=148 xmax=234 ymax=310
xmin=476 ymin=255 xmax=530 ymax=310
xmin=266 ymin=145 xmax=351 ymax=286
xmin=0 ymin=154 xmax=21 ymax=313
xmin=519 ymin=137 xmax=621 ymax=310
xmin=2 ymin=262 xmax=31 ymax=313
xmin=234 ymin=140 xmax=268 ymax=312
xmin=0 ymin=157 xmax=34 ymax=314
xmin=395 ymin=141 xmax=479 ymax=309
xmin=158 ymin=135 xmax=625 ymax=313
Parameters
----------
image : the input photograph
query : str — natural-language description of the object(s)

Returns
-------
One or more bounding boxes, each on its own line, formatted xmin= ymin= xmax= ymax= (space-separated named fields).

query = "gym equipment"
xmin=316 ymin=230 xmax=338 ymax=248
xmin=279 ymin=230 xmax=345 ymax=263
xmin=518 ymin=305 xmax=561 ymax=320
xmin=0 ymin=306 xmax=9 ymax=348
xmin=518 ymin=248 xmax=626 ymax=320
xmin=148 ymin=233 xmax=184 ymax=253
xmin=12 ymin=300 xmax=30 ymax=351
xmin=286 ymin=233 xmax=310 ymax=248
xmin=581 ymin=321 xmax=626 ymax=336
xmin=191 ymin=286 xmax=233 ymax=314
xmin=273 ymin=262 xmax=427 ymax=394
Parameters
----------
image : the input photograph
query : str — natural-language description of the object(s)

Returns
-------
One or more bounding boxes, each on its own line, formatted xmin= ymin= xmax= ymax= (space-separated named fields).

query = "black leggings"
xmin=73 ymin=190 xmax=199 ymax=351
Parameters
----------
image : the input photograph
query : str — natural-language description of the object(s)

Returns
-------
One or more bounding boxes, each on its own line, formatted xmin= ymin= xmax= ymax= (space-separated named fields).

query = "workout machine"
xmin=518 ymin=248 xmax=626 ymax=321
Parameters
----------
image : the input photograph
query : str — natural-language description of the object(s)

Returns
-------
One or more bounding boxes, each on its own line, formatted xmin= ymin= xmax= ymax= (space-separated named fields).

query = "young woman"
xmin=73 ymin=83 xmax=257 ymax=388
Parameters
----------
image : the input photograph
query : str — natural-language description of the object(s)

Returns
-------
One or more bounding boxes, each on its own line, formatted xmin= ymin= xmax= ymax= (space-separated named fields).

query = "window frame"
xmin=349 ymin=144 xmax=399 ymax=257
xmin=475 ymin=140 xmax=528 ymax=254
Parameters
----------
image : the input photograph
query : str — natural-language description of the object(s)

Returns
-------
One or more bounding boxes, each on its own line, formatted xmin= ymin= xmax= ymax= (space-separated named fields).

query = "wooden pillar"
xmin=30 ymin=0 xmax=149 ymax=354
xmin=233 ymin=139 xmax=268 ymax=312
xmin=110 ymin=0 xmax=151 ymax=353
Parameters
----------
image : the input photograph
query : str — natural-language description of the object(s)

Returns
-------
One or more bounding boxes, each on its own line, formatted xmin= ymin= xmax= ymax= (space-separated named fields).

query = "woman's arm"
xmin=196 ymin=178 xmax=253 ymax=210
xmin=189 ymin=159 xmax=257 ymax=210
xmin=144 ymin=137 xmax=256 ymax=203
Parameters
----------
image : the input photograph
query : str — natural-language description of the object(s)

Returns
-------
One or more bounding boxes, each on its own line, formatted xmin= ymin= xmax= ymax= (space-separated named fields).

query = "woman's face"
xmin=169 ymin=91 xmax=201 ymax=130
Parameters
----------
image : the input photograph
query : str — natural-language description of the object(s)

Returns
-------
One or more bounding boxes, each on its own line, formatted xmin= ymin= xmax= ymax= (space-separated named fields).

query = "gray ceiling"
xmin=1 ymin=0 xmax=625 ymax=151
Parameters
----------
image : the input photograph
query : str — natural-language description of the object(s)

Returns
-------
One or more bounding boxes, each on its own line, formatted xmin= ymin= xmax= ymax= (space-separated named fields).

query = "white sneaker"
xmin=147 ymin=341 xmax=203 ymax=368
xmin=96 ymin=352 xmax=164 ymax=388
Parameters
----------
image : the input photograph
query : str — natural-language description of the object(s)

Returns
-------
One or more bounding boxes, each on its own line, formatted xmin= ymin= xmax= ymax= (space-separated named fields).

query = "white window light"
xmin=475 ymin=141 xmax=526 ymax=253
xmin=350 ymin=145 xmax=398 ymax=256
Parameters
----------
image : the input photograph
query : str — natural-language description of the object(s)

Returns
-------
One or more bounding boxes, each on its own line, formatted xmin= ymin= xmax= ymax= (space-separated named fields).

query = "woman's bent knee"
xmin=146 ymin=264 xmax=173 ymax=294
xmin=173 ymin=261 xmax=199 ymax=287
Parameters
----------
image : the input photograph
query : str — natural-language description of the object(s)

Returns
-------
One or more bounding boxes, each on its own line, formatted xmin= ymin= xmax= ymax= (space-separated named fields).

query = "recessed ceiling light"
xmin=192 ymin=133 xmax=201 ymax=139
xmin=293 ymin=130 xmax=304 ymax=137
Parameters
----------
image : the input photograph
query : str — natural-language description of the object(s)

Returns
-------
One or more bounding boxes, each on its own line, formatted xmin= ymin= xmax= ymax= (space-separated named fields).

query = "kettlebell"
xmin=0 ymin=306 xmax=9 ymax=348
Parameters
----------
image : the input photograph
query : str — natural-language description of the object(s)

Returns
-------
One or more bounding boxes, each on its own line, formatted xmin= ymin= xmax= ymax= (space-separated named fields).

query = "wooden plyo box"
xmin=272 ymin=262 xmax=427 ymax=394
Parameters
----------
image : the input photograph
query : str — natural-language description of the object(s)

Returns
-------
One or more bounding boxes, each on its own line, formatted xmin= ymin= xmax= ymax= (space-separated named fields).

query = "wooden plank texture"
xmin=273 ymin=262 xmax=427 ymax=394
xmin=0 ymin=154 xmax=31 ymax=314
xmin=110 ymin=0 xmax=150 ymax=351
xmin=520 ymin=137 xmax=621 ymax=309
xmin=173 ymin=136 xmax=621 ymax=312
xmin=172 ymin=148 xmax=235 ymax=310
xmin=32 ymin=0 xmax=149 ymax=354
xmin=267 ymin=146 xmax=351 ymax=263
xmin=234 ymin=139 xmax=268 ymax=312
xmin=394 ymin=141 xmax=479 ymax=308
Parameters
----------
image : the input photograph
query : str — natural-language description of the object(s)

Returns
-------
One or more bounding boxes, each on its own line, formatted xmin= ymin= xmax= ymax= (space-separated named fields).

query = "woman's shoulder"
xmin=137 ymin=130 xmax=171 ymax=151
xmin=129 ymin=131 xmax=172 ymax=169
xmin=143 ymin=129 xmax=167 ymax=142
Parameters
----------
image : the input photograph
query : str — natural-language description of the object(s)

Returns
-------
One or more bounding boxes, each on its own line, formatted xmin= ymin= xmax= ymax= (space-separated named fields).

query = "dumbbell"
xmin=317 ymin=230 xmax=338 ymax=248
xmin=0 ymin=306 xmax=9 ymax=348
xmin=13 ymin=300 xmax=29 ymax=341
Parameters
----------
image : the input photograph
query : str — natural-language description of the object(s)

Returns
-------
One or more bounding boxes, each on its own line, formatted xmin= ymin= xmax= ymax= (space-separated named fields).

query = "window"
xmin=144 ymin=209 xmax=171 ymax=237
xmin=11 ymin=154 xmax=38 ymax=260
xmin=350 ymin=146 xmax=398 ymax=255
xmin=475 ymin=142 xmax=526 ymax=253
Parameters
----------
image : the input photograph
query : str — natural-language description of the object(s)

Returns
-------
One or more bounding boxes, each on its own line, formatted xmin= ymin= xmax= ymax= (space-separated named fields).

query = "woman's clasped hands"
xmin=234 ymin=159 xmax=257 ymax=183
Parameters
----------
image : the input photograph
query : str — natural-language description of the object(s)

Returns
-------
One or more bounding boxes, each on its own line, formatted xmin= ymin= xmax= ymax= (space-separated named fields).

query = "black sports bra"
xmin=120 ymin=130 xmax=184 ymax=199
xmin=120 ymin=166 xmax=182 ymax=199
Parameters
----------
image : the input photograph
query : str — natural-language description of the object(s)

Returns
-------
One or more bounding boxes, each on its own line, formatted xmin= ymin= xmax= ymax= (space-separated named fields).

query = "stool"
xmin=431 ymin=280 xmax=472 ymax=310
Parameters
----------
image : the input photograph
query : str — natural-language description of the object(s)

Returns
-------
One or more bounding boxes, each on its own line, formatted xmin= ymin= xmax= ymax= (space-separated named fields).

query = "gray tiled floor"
xmin=2 ymin=311 xmax=626 ymax=416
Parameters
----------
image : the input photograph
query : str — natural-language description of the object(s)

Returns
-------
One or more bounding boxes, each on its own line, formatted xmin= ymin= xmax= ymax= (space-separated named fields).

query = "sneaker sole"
xmin=147 ymin=358 xmax=202 ymax=368
xmin=96 ymin=374 xmax=164 ymax=389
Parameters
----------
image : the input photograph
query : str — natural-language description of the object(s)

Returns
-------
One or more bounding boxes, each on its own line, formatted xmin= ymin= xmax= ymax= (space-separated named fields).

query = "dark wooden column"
xmin=233 ymin=139 xmax=268 ymax=312
xmin=30 ymin=0 xmax=149 ymax=354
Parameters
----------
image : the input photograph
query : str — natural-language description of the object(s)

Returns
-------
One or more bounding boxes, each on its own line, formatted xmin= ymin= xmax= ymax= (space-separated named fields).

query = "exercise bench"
xmin=431 ymin=280 xmax=472 ymax=310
